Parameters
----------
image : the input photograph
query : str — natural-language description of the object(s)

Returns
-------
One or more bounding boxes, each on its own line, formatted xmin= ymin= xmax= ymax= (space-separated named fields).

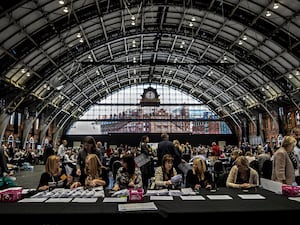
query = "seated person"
xmin=37 ymin=155 xmax=73 ymax=191
xmin=112 ymin=154 xmax=142 ymax=191
xmin=226 ymin=156 xmax=259 ymax=189
xmin=153 ymin=154 xmax=181 ymax=189
xmin=186 ymin=157 xmax=213 ymax=190
xmin=71 ymin=154 xmax=109 ymax=189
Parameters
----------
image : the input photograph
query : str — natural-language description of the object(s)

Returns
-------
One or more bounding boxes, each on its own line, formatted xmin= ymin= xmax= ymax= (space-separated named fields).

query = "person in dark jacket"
xmin=75 ymin=136 xmax=102 ymax=178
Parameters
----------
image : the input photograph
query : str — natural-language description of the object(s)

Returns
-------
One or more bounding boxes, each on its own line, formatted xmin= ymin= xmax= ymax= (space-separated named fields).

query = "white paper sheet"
xmin=206 ymin=195 xmax=233 ymax=200
xmin=260 ymin=178 xmax=282 ymax=194
xmin=150 ymin=195 xmax=173 ymax=200
xmin=180 ymin=195 xmax=206 ymax=200
xmin=288 ymin=197 xmax=300 ymax=202
xmin=45 ymin=198 xmax=73 ymax=203
xmin=238 ymin=194 xmax=266 ymax=199
xmin=103 ymin=197 xmax=128 ymax=202
xmin=72 ymin=197 xmax=98 ymax=203
xmin=18 ymin=198 xmax=48 ymax=203
xmin=118 ymin=202 xmax=158 ymax=211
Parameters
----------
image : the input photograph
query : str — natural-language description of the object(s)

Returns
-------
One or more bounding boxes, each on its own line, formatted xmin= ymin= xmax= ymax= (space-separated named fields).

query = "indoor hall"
xmin=0 ymin=0 xmax=300 ymax=224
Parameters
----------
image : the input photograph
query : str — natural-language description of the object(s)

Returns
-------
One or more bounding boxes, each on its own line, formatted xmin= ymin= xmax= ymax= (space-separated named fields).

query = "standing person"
xmin=211 ymin=142 xmax=221 ymax=159
xmin=43 ymin=140 xmax=55 ymax=165
xmin=0 ymin=146 xmax=11 ymax=177
xmin=186 ymin=157 xmax=214 ymax=190
xmin=75 ymin=136 xmax=102 ymax=178
xmin=271 ymin=135 xmax=296 ymax=185
xmin=112 ymin=154 xmax=143 ymax=191
xmin=57 ymin=139 xmax=68 ymax=163
xmin=37 ymin=155 xmax=73 ymax=191
xmin=291 ymin=127 xmax=300 ymax=184
xmin=157 ymin=132 xmax=182 ymax=173
xmin=139 ymin=135 xmax=154 ymax=191
xmin=226 ymin=156 xmax=259 ymax=189
xmin=71 ymin=154 xmax=109 ymax=189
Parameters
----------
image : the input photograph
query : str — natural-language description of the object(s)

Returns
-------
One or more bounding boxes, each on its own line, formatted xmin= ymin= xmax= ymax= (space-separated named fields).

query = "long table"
xmin=1 ymin=187 xmax=299 ymax=224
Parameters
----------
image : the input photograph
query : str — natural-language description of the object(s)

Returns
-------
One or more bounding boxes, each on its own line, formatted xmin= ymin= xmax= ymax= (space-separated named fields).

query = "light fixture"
xmin=242 ymin=35 xmax=247 ymax=40
xmin=273 ymin=3 xmax=279 ymax=9
xmin=266 ymin=11 xmax=271 ymax=17
xmin=63 ymin=7 xmax=69 ymax=13
xmin=238 ymin=40 xmax=243 ymax=45
xmin=58 ymin=0 xmax=64 ymax=5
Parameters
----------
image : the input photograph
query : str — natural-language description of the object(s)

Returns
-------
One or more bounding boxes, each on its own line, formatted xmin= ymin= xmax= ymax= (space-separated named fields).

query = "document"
xmin=18 ymin=198 xmax=48 ymax=203
xmin=180 ymin=195 xmax=206 ymax=200
xmin=118 ymin=202 xmax=158 ymax=211
xmin=206 ymin=195 xmax=233 ymax=200
xmin=72 ymin=198 xmax=98 ymax=203
xmin=150 ymin=195 xmax=173 ymax=201
xmin=45 ymin=198 xmax=73 ymax=203
xmin=103 ymin=197 xmax=127 ymax=202
xmin=238 ymin=194 xmax=266 ymax=199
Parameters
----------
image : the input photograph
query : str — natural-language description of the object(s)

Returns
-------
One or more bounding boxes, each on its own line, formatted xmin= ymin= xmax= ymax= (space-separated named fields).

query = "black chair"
xmin=261 ymin=159 xmax=272 ymax=179
xmin=212 ymin=160 xmax=224 ymax=186
xmin=112 ymin=160 xmax=122 ymax=181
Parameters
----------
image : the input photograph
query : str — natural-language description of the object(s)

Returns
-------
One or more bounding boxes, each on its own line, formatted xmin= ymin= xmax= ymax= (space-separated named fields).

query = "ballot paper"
xmin=118 ymin=202 xmax=158 ymax=212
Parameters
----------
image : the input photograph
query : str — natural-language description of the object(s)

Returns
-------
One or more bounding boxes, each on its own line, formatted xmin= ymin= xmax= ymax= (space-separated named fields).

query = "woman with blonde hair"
xmin=37 ymin=155 xmax=72 ymax=191
xmin=71 ymin=153 xmax=109 ymax=189
xmin=186 ymin=157 xmax=213 ymax=190
xmin=226 ymin=156 xmax=259 ymax=189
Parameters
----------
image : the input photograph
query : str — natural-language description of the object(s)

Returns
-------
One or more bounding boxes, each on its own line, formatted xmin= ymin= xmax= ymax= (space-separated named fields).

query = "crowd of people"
xmin=1 ymin=129 xmax=300 ymax=193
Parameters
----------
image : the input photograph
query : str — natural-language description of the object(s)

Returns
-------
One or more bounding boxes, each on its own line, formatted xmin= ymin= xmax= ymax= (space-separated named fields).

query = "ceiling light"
xmin=21 ymin=68 xmax=26 ymax=73
xmin=288 ymin=74 xmax=293 ymax=79
xmin=131 ymin=15 xmax=135 ymax=20
xmin=296 ymin=70 xmax=300 ymax=76
xmin=79 ymin=38 xmax=84 ymax=43
xmin=273 ymin=3 xmax=279 ymax=9
xmin=76 ymin=33 xmax=81 ymax=38
xmin=242 ymin=35 xmax=247 ymax=40
xmin=63 ymin=7 xmax=69 ymax=13
xmin=266 ymin=11 xmax=271 ymax=17
xmin=191 ymin=17 xmax=196 ymax=22
xmin=131 ymin=21 xmax=135 ymax=26
xmin=56 ymin=85 xmax=64 ymax=91
xmin=238 ymin=40 xmax=243 ymax=45
xmin=189 ymin=22 xmax=193 ymax=27
xmin=58 ymin=0 xmax=65 ymax=4
xmin=26 ymin=72 xmax=30 ymax=77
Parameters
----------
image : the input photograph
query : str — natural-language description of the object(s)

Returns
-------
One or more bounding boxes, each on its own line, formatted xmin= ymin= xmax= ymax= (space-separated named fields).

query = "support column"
xmin=0 ymin=112 xmax=11 ymax=144
xmin=22 ymin=117 xmax=34 ymax=149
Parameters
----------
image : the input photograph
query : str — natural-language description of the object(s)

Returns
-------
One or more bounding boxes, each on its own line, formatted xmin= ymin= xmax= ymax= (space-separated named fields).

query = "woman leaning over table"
xmin=37 ymin=155 xmax=73 ymax=191
xmin=71 ymin=153 xmax=109 ymax=189
xmin=271 ymin=135 xmax=296 ymax=185
xmin=226 ymin=156 xmax=259 ymax=189
xmin=112 ymin=153 xmax=143 ymax=191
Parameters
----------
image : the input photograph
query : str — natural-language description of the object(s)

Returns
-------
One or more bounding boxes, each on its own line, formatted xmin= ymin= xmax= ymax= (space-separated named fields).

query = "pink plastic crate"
xmin=0 ymin=187 xmax=22 ymax=202
xmin=128 ymin=188 xmax=143 ymax=202
xmin=282 ymin=185 xmax=300 ymax=197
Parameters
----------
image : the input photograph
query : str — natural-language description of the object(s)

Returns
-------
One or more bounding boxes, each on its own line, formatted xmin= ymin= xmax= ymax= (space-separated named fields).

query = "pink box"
xmin=0 ymin=187 xmax=22 ymax=202
xmin=128 ymin=188 xmax=143 ymax=202
xmin=282 ymin=185 xmax=300 ymax=197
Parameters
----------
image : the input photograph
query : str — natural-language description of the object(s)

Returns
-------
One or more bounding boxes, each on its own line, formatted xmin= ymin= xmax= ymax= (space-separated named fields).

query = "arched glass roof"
xmin=0 ymin=0 xmax=299 ymax=136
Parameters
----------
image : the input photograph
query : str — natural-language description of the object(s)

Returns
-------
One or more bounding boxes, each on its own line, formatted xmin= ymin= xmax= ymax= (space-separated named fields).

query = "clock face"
xmin=145 ymin=90 xmax=156 ymax=99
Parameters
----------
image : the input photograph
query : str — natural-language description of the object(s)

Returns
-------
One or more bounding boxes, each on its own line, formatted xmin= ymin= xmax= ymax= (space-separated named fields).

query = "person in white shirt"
xmin=57 ymin=139 xmax=68 ymax=162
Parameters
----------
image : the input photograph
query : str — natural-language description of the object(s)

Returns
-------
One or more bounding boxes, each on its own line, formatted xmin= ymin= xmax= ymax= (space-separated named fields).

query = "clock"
xmin=145 ymin=90 xmax=156 ymax=99
xmin=140 ymin=87 xmax=160 ymax=106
